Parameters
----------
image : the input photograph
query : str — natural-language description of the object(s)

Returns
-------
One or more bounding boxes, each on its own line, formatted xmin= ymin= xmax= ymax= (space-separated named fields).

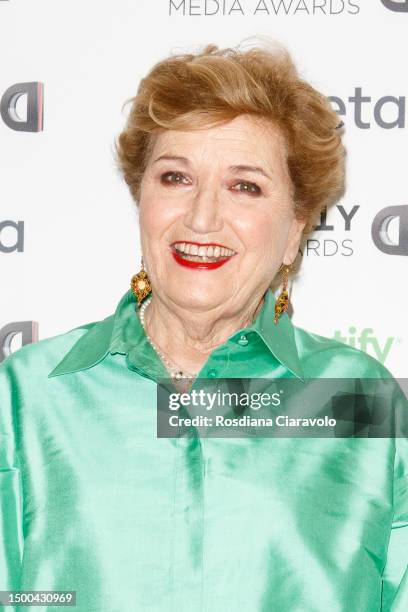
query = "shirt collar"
xmin=48 ymin=288 xmax=304 ymax=380
xmin=242 ymin=289 xmax=304 ymax=380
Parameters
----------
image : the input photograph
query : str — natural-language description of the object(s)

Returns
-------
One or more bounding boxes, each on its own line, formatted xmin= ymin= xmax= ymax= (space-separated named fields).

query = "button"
xmin=207 ymin=368 xmax=218 ymax=378
xmin=237 ymin=334 xmax=249 ymax=346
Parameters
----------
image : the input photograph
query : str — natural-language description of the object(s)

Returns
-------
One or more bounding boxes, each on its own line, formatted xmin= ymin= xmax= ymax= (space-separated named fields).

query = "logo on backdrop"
xmin=168 ymin=0 xmax=361 ymax=16
xmin=301 ymin=204 xmax=408 ymax=257
xmin=333 ymin=327 xmax=398 ymax=365
xmin=0 ymin=220 xmax=24 ymax=253
xmin=371 ymin=205 xmax=408 ymax=256
xmin=300 ymin=205 xmax=358 ymax=257
xmin=0 ymin=322 xmax=38 ymax=363
xmin=330 ymin=88 xmax=406 ymax=129
xmin=381 ymin=0 xmax=408 ymax=12
xmin=1 ymin=82 xmax=44 ymax=132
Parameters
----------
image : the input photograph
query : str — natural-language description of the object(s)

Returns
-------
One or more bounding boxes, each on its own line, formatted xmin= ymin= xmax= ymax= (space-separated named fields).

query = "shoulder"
xmin=292 ymin=323 xmax=395 ymax=380
xmin=293 ymin=324 xmax=408 ymax=420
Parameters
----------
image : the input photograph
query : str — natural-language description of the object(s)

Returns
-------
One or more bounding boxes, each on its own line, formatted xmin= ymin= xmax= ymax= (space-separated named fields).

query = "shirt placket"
xmin=169 ymin=432 xmax=206 ymax=612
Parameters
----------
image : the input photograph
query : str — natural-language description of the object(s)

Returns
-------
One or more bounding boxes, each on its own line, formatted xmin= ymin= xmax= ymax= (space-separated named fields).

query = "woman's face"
xmin=138 ymin=114 xmax=306 ymax=314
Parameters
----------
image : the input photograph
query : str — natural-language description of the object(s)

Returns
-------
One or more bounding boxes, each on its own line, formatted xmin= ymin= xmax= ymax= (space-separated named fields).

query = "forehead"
xmin=149 ymin=115 xmax=288 ymax=167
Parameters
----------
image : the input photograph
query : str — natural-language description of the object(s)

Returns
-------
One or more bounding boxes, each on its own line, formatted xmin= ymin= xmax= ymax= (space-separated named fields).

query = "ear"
xmin=282 ymin=217 xmax=307 ymax=265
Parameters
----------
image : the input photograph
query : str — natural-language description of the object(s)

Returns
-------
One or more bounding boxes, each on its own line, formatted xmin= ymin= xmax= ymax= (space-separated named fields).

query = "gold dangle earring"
xmin=131 ymin=256 xmax=152 ymax=306
xmin=274 ymin=264 xmax=290 ymax=325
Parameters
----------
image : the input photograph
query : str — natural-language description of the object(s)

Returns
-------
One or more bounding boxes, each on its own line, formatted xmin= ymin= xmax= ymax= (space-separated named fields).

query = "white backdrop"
xmin=1 ymin=0 xmax=407 ymax=376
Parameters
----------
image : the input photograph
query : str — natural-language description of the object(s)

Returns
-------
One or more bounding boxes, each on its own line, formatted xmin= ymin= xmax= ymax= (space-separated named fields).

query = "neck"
xmin=142 ymin=292 xmax=266 ymax=374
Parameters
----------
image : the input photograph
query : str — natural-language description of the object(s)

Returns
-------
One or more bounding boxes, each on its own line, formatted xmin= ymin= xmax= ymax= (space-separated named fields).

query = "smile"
xmin=170 ymin=241 xmax=237 ymax=270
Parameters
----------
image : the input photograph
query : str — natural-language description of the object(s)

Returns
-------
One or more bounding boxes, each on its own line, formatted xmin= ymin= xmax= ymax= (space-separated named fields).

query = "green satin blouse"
xmin=1 ymin=287 xmax=407 ymax=611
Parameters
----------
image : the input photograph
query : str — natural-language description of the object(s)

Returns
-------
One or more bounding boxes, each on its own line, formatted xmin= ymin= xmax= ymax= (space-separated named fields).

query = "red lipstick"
xmin=170 ymin=242 xmax=235 ymax=270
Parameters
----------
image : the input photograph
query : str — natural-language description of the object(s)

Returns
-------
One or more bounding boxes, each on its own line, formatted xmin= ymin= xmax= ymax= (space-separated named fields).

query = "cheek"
xmin=232 ymin=208 xmax=291 ymax=257
xmin=138 ymin=189 xmax=177 ymax=236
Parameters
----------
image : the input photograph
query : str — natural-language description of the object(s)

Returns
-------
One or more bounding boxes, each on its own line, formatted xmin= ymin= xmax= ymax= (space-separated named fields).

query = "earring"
xmin=274 ymin=264 xmax=290 ymax=325
xmin=131 ymin=256 xmax=152 ymax=306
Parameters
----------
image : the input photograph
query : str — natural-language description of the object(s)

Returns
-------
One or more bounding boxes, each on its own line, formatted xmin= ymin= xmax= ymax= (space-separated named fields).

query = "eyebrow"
xmin=153 ymin=155 xmax=189 ymax=165
xmin=230 ymin=164 xmax=272 ymax=180
xmin=153 ymin=155 xmax=272 ymax=180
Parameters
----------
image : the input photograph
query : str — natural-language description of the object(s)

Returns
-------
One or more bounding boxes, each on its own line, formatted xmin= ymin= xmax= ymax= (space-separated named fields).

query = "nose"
xmin=183 ymin=184 xmax=223 ymax=235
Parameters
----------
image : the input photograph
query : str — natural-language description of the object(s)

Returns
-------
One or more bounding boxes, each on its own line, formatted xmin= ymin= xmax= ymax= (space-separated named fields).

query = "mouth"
xmin=170 ymin=241 xmax=237 ymax=270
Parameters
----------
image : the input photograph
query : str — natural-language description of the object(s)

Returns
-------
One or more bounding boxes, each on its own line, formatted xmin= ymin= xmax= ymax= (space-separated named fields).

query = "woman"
xmin=1 ymin=41 xmax=407 ymax=612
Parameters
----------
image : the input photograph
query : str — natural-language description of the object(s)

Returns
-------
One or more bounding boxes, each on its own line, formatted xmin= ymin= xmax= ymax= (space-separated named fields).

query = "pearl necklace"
xmin=138 ymin=296 xmax=197 ymax=382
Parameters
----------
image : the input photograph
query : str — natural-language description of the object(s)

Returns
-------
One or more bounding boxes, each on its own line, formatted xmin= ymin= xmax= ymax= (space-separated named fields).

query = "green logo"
xmin=333 ymin=327 xmax=396 ymax=364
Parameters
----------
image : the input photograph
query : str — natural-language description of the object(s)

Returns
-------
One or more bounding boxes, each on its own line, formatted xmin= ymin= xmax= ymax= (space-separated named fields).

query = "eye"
xmin=231 ymin=181 xmax=262 ymax=196
xmin=160 ymin=171 xmax=190 ymax=185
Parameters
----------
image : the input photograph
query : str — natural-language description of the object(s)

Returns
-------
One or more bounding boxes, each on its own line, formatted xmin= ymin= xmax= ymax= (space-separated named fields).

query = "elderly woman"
xmin=1 ymin=41 xmax=407 ymax=612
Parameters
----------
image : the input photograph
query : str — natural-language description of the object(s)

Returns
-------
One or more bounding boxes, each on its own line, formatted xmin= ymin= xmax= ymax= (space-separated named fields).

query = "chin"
xmin=169 ymin=287 xmax=227 ymax=311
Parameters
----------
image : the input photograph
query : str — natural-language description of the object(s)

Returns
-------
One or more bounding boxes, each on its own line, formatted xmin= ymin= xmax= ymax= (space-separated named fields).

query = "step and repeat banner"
xmin=1 ymin=0 xmax=407 ymax=376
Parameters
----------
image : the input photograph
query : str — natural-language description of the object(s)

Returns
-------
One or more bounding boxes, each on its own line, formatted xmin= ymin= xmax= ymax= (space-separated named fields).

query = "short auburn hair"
xmin=114 ymin=39 xmax=345 ymax=234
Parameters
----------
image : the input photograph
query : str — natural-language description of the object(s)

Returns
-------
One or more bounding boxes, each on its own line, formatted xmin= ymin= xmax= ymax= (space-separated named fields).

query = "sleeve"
xmin=0 ymin=360 xmax=24 ymax=592
xmin=381 ymin=383 xmax=408 ymax=611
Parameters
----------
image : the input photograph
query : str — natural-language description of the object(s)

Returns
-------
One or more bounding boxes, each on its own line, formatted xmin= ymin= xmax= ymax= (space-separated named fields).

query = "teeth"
xmin=173 ymin=242 xmax=235 ymax=258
